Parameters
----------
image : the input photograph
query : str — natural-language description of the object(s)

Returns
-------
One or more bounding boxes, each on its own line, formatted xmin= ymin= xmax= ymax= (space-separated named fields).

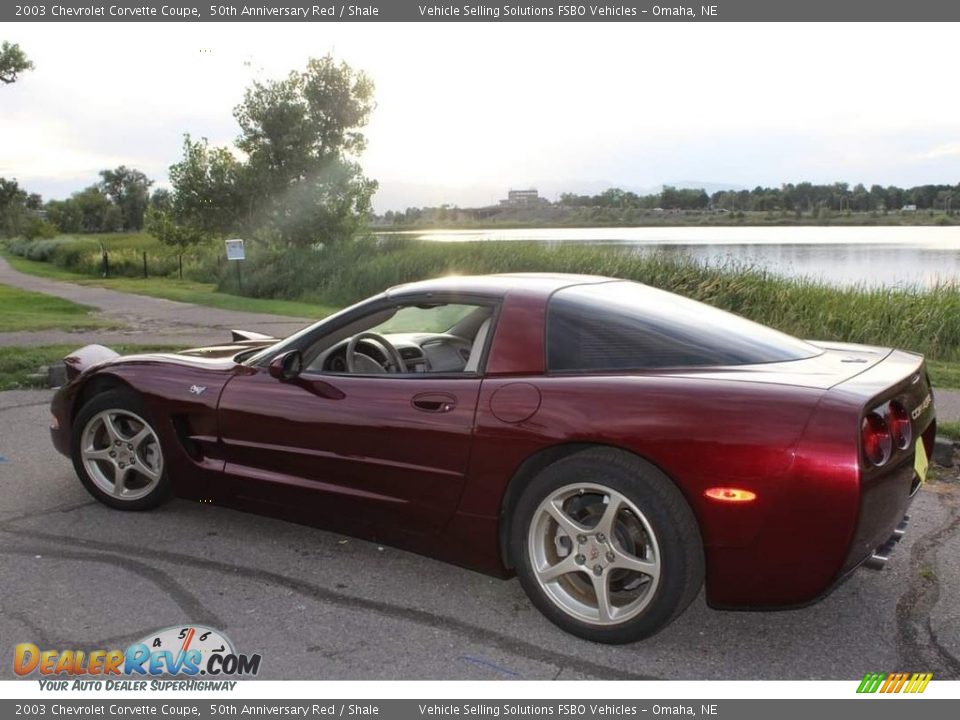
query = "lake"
xmin=403 ymin=226 xmax=960 ymax=288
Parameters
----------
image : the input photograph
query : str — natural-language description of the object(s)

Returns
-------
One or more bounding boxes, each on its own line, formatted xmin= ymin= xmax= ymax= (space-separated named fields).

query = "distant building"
xmin=500 ymin=189 xmax=540 ymax=206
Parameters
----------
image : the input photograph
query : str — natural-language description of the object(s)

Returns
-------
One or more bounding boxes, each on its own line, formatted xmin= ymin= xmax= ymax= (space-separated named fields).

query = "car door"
xmin=214 ymin=367 xmax=482 ymax=537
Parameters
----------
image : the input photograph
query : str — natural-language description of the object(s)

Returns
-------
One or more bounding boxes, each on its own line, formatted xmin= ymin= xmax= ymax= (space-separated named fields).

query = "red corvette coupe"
xmin=50 ymin=274 xmax=936 ymax=643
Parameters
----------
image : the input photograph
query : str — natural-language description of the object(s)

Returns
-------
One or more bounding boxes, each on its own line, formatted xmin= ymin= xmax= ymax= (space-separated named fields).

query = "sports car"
xmin=49 ymin=274 xmax=936 ymax=643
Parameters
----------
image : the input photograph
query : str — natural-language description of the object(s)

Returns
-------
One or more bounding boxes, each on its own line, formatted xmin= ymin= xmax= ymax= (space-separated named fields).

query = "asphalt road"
xmin=1 ymin=389 xmax=958 ymax=681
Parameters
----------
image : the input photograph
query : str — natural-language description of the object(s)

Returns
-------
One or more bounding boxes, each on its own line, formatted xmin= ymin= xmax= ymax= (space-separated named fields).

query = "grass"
xmin=1 ymin=250 xmax=335 ymax=319
xmin=938 ymin=421 xmax=960 ymax=442
xmin=926 ymin=360 xmax=960 ymax=391
xmin=0 ymin=283 xmax=108 ymax=332
xmin=0 ymin=344 xmax=185 ymax=391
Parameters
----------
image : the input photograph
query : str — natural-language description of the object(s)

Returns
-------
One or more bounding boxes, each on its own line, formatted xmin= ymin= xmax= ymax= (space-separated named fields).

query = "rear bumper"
xmin=842 ymin=417 xmax=934 ymax=572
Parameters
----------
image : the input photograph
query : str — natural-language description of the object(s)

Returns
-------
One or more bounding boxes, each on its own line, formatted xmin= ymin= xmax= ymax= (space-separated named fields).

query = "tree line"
xmin=558 ymin=182 xmax=958 ymax=213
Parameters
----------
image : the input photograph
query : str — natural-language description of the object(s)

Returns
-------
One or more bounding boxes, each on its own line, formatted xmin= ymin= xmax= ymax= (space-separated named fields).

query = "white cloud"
xmin=914 ymin=142 xmax=960 ymax=161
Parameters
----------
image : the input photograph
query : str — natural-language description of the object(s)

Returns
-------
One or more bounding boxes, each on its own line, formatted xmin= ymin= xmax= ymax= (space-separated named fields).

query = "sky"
xmin=1 ymin=22 xmax=958 ymax=212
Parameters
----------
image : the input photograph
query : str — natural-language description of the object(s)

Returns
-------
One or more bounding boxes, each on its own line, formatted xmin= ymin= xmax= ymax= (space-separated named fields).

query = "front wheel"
xmin=510 ymin=448 xmax=704 ymax=643
xmin=71 ymin=389 xmax=171 ymax=511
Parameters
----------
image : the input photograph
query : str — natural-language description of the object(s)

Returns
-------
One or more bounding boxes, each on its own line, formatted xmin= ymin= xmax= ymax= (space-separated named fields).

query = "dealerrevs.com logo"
xmin=14 ymin=625 xmax=261 ymax=690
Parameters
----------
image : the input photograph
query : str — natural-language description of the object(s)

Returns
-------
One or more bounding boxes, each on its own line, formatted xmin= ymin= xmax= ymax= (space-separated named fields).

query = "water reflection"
xmin=400 ymin=226 xmax=960 ymax=288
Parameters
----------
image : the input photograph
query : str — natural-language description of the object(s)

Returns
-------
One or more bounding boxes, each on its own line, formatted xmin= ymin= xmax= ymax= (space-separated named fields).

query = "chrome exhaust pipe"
xmin=863 ymin=515 xmax=908 ymax=571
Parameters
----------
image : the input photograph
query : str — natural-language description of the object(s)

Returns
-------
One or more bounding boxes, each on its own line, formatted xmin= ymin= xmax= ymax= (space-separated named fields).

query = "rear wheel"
xmin=71 ymin=389 xmax=170 ymax=511
xmin=510 ymin=447 xmax=704 ymax=643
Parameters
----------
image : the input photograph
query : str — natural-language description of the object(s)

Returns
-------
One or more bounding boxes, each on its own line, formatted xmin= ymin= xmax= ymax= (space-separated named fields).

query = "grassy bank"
xmin=7 ymin=232 xmax=960 ymax=366
xmin=0 ymin=283 xmax=108 ymax=332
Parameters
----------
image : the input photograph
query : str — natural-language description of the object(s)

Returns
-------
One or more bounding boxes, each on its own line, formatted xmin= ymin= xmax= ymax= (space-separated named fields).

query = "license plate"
xmin=914 ymin=437 xmax=929 ymax=485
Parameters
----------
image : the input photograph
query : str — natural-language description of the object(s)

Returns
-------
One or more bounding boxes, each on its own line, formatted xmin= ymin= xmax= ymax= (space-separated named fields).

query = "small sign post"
xmin=225 ymin=238 xmax=245 ymax=292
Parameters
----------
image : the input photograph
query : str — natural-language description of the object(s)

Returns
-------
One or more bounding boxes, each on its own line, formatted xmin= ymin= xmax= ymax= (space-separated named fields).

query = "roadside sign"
xmin=225 ymin=238 xmax=245 ymax=261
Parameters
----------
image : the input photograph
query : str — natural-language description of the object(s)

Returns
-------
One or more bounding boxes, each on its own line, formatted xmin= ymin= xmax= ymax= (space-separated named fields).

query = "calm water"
xmin=403 ymin=226 xmax=960 ymax=288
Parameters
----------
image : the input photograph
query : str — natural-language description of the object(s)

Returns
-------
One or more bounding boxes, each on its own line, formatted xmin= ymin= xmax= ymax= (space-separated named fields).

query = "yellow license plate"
xmin=914 ymin=438 xmax=929 ymax=485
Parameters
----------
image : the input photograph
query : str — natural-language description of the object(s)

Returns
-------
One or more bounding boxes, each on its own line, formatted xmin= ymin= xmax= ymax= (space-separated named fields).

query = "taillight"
xmin=886 ymin=401 xmax=912 ymax=450
xmin=862 ymin=412 xmax=892 ymax=466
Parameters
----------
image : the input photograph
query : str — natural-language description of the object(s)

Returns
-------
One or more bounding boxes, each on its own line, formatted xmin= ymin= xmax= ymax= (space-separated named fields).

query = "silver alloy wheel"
xmin=80 ymin=409 xmax=163 ymax=501
xmin=528 ymin=482 xmax=661 ymax=626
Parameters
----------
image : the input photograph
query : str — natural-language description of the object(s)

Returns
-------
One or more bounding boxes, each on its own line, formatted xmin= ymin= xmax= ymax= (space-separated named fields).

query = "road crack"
xmin=895 ymin=485 xmax=960 ymax=677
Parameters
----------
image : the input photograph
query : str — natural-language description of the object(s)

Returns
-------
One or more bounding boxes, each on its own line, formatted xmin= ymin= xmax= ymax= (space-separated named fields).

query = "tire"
xmin=71 ymin=388 xmax=171 ymax=511
xmin=509 ymin=447 xmax=704 ymax=644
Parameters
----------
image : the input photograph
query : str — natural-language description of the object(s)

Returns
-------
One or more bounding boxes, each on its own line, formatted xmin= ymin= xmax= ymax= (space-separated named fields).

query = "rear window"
xmin=546 ymin=281 xmax=820 ymax=372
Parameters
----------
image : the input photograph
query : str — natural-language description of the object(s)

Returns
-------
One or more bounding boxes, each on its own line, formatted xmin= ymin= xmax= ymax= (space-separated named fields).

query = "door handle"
xmin=412 ymin=393 xmax=457 ymax=413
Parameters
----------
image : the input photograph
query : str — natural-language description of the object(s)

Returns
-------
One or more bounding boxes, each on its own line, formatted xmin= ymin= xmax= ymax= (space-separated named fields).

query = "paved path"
xmin=0 ymin=255 xmax=311 ymax=348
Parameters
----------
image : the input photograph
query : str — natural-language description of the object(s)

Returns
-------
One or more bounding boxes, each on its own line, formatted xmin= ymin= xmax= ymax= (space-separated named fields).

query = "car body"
xmin=49 ymin=274 xmax=937 ymax=642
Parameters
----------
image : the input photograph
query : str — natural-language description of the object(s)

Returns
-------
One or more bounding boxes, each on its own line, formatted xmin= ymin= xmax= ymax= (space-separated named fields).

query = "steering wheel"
xmin=345 ymin=332 xmax=408 ymax=374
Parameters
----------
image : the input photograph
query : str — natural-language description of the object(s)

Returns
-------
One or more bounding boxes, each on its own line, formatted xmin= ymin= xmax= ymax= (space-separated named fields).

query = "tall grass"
xmin=224 ymin=237 xmax=960 ymax=361
xmin=8 ymin=233 xmax=960 ymax=361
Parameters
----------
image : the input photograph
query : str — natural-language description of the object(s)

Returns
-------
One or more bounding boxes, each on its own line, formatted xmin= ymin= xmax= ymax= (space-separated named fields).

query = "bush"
xmin=5 ymin=233 xmax=222 ymax=280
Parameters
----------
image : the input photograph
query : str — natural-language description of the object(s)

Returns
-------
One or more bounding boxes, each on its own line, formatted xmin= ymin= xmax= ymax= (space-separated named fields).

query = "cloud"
xmin=914 ymin=142 xmax=960 ymax=161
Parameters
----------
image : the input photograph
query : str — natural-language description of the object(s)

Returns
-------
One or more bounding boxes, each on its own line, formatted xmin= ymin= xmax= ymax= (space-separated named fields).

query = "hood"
xmin=63 ymin=330 xmax=278 ymax=380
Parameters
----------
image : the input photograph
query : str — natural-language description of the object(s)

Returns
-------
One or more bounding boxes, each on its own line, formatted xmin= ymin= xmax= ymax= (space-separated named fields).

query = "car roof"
xmin=385 ymin=273 xmax=615 ymax=299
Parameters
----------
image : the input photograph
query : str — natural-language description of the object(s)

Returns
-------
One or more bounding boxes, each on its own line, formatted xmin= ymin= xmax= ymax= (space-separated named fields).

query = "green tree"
xmin=230 ymin=54 xmax=377 ymax=246
xmin=149 ymin=188 xmax=173 ymax=213
xmin=168 ymin=136 xmax=241 ymax=238
xmin=72 ymin=186 xmax=117 ymax=233
xmin=0 ymin=177 xmax=28 ymax=236
xmin=99 ymin=166 xmax=153 ymax=230
xmin=0 ymin=41 xmax=33 ymax=84
xmin=144 ymin=206 xmax=206 ymax=278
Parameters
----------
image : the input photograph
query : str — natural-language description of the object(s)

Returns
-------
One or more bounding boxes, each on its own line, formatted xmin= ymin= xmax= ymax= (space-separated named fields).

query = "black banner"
xmin=4 ymin=0 xmax=960 ymax=22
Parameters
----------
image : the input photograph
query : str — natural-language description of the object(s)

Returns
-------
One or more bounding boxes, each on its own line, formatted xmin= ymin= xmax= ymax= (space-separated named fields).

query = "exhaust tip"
xmin=863 ymin=514 xmax=908 ymax=571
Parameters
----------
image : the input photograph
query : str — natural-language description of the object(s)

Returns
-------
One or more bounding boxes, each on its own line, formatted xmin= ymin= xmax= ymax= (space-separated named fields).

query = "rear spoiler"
xmin=231 ymin=329 xmax=276 ymax=342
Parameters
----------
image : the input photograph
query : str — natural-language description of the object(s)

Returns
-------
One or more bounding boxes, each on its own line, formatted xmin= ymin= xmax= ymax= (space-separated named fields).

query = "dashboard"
xmin=314 ymin=333 xmax=473 ymax=374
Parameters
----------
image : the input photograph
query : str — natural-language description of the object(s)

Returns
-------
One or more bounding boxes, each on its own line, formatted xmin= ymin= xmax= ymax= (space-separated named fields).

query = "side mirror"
xmin=268 ymin=350 xmax=303 ymax=381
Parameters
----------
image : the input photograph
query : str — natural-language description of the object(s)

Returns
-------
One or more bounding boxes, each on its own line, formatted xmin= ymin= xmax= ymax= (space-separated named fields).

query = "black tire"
xmin=71 ymin=388 xmax=171 ymax=511
xmin=509 ymin=447 xmax=704 ymax=644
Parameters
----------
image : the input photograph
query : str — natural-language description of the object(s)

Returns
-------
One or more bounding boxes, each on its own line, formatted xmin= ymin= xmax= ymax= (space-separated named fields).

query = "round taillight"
xmin=862 ymin=412 xmax=892 ymax=466
xmin=887 ymin=401 xmax=912 ymax=450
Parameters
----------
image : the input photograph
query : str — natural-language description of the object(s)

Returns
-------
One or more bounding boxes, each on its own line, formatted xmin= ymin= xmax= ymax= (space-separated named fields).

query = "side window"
xmin=307 ymin=302 xmax=496 ymax=375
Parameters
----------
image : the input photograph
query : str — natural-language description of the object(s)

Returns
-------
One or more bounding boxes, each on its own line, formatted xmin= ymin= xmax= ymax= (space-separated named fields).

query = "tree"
xmin=0 ymin=42 xmax=33 ymax=84
xmin=229 ymin=54 xmax=378 ymax=246
xmin=167 ymin=136 xmax=241 ymax=238
xmin=72 ymin=186 xmax=117 ymax=233
xmin=149 ymin=188 xmax=173 ymax=213
xmin=99 ymin=166 xmax=153 ymax=231
xmin=144 ymin=206 xmax=206 ymax=278
xmin=0 ymin=177 xmax=28 ymax=236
